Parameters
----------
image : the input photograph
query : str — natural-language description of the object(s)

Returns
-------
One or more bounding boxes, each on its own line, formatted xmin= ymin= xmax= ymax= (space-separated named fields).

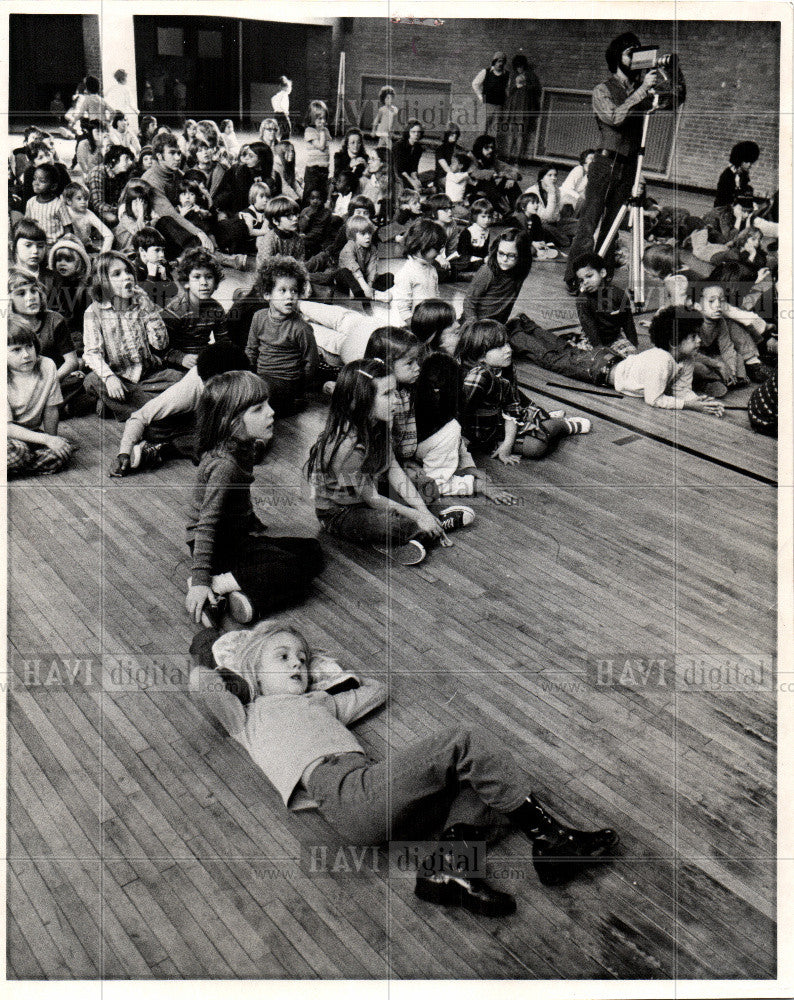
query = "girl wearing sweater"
xmin=185 ymin=371 xmax=323 ymax=628
xmin=462 ymin=229 xmax=532 ymax=326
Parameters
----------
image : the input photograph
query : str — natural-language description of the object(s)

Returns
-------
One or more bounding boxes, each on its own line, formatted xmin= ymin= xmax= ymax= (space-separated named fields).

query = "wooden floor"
xmin=6 ymin=257 xmax=777 ymax=980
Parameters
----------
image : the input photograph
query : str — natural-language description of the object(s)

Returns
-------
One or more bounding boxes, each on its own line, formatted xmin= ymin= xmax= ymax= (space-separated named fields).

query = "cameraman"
xmin=564 ymin=31 xmax=658 ymax=294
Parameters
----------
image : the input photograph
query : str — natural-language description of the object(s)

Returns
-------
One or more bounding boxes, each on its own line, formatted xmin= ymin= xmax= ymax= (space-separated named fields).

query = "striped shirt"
xmin=25 ymin=195 xmax=68 ymax=247
xmin=83 ymin=288 xmax=168 ymax=383
xmin=392 ymin=386 xmax=418 ymax=461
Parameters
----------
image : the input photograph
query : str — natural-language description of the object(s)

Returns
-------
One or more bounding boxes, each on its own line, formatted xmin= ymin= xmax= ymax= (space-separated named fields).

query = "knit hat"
xmin=605 ymin=31 xmax=641 ymax=73
xmin=48 ymin=233 xmax=91 ymax=275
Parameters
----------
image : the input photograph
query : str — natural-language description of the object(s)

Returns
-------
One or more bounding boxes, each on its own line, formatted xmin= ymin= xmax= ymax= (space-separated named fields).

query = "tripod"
xmin=597 ymin=105 xmax=654 ymax=310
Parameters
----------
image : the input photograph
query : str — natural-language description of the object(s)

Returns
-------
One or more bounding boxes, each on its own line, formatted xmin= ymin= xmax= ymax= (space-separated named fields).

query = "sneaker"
xmin=438 ymin=505 xmax=475 ymax=533
xmin=547 ymin=409 xmax=566 ymax=419
xmin=371 ymin=539 xmax=427 ymax=566
xmin=227 ymin=589 xmax=254 ymax=624
xmin=563 ymin=417 xmax=592 ymax=435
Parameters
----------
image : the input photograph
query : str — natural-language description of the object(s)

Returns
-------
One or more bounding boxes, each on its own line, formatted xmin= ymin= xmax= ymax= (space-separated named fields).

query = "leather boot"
xmin=507 ymin=794 xmax=619 ymax=886
xmin=414 ymin=824 xmax=516 ymax=917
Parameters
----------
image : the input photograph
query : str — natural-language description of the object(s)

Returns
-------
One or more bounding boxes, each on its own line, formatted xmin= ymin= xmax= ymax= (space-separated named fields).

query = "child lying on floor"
xmin=189 ymin=619 xmax=620 ymax=918
xmin=507 ymin=307 xmax=726 ymax=415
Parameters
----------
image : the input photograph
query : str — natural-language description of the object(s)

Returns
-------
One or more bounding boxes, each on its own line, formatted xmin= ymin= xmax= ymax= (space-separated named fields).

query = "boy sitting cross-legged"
xmin=162 ymin=248 xmax=229 ymax=371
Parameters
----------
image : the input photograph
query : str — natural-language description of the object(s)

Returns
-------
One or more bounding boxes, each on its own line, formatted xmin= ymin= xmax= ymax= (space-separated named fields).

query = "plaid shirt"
xmin=392 ymin=386 xmax=418 ymax=461
xmin=87 ymin=165 xmax=127 ymax=220
xmin=83 ymin=288 xmax=168 ymax=383
xmin=461 ymin=363 xmax=546 ymax=451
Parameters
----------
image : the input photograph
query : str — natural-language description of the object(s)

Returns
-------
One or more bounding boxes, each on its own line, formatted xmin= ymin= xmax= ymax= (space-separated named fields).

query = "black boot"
xmin=414 ymin=824 xmax=516 ymax=918
xmin=507 ymin=794 xmax=619 ymax=887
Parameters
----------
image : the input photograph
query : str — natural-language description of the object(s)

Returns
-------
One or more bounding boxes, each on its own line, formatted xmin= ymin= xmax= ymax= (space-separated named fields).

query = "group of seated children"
xmin=9 ymin=104 xmax=779 ymax=926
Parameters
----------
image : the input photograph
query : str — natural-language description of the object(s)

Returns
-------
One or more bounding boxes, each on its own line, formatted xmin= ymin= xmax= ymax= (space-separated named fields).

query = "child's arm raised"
xmin=87 ymin=209 xmax=114 ymax=252
xmin=189 ymin=665 xmax=247 ymax=739
xmin=329 ymin=676 xmax=388 ymax=726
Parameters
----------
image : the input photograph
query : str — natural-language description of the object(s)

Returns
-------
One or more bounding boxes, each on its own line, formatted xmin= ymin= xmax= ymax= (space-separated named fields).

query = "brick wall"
xmin=340 ymin=17 xmax=780 ymax=194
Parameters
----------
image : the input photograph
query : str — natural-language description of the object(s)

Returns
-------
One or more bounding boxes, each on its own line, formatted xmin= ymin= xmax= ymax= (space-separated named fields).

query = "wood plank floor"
xmin=5 ymin=245 xmax=778 ymax=980
xmin=6 ymin=368 xmax=776 ymax=979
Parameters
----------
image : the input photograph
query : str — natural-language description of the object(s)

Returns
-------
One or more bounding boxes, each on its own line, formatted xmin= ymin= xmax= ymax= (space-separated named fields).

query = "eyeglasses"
xmin=497 ymin=250 xmax=518 ymax=260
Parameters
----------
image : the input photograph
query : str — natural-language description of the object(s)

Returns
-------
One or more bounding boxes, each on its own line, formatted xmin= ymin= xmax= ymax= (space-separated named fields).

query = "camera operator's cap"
xmin=606 ymin=31 xmax=641 ymax=72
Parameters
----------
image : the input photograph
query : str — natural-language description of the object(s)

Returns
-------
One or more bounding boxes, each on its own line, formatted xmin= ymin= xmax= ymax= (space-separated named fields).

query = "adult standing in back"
xmin=105 ymin=69 xmax=140 ymax=134
xmin=471 ymin=52 xmax=510 ymax=136
xmin=562 ymin=32 xmax=658 ymax=294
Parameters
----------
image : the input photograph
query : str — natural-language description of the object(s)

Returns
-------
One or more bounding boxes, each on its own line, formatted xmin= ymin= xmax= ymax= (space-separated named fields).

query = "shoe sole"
xmin=228 ymin=590 xmax=254 ymax=624
xmin=371 ymin=540 xmax=426 ymax=566
xmin=414 ymin=877 xmax=516 ymax=917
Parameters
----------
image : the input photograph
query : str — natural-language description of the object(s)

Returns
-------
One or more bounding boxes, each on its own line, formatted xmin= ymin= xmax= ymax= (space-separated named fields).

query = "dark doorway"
xmin=133 ymin=15 xmax=241 ymax=125
xmin=9 ymin=14 xmax=88 ymax=128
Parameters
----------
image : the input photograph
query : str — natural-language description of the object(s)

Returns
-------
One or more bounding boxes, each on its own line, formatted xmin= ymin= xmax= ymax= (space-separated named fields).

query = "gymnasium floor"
xmin=6 ymin=132 xmax=777 ymax=979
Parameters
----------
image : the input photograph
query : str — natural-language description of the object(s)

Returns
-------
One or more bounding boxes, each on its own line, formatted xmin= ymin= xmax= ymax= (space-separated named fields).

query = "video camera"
xmin=628 ymin=46 xmax=678 ymax=73
xmin=628 ymin=46 xmax=686 ymax=108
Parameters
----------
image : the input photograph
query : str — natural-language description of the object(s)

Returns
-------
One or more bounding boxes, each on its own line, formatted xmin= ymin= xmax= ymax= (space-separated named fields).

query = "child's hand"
xmin=105 ymin=375 xmax=126 ymax=401
xmin=414 ymin=509 xmax=445 ymax=540
xmin=45 ymin=434 xmax=74 ymax=461
xmin=692 ymin=397 xmax=725 ymax=417
xmin=181 ymin=353 xmax=199 ymax=369
xmin=109 ymin=454 xmax=132 ymax=478
xmin=486 ymin=485 xmax=518 ymax=504
xmin=186 ymin=584 xmax=215 ymax=624
xmin=492 ymin=444 xmax=520 ymax=465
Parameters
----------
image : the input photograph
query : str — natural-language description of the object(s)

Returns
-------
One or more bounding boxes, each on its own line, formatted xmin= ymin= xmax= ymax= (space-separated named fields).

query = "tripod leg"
xmin=636 ymin=204 xmax=645 ymax=309
xmin=597 ymin=203 xmax=628 ymax=259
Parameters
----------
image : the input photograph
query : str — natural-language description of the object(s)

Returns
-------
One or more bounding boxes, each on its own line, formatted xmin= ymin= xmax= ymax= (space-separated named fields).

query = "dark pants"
xmin=319 ymin=504 xmax=418 ymax=547
xmin=319 ymin=475 xmax=442 ymax=547
xmin=306 ymin=726 xmax=526 ymax=845
xmin=274 ymin=111 xmax=291 ymax=140
xmin=506 ymin=317 xmax=616 ymax=385
xmin=263 ymin=375 xmax=306 ymax=417
xmin=191 ymin=534 xmax=324 ymax=621
xmin=564 ymin=152 xmax=636 ymax=285
xmin=84 ymin=368 xmax=184 ymax=421
xmin=155 ymin=216 xmax=201 ymax=262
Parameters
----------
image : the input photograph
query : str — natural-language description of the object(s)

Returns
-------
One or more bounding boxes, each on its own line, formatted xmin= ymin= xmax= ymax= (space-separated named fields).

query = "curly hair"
xmin=174 ymin=247 xmax=224 ymax=288
xmin=258 ymin=255 xmax=310 ymax=296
